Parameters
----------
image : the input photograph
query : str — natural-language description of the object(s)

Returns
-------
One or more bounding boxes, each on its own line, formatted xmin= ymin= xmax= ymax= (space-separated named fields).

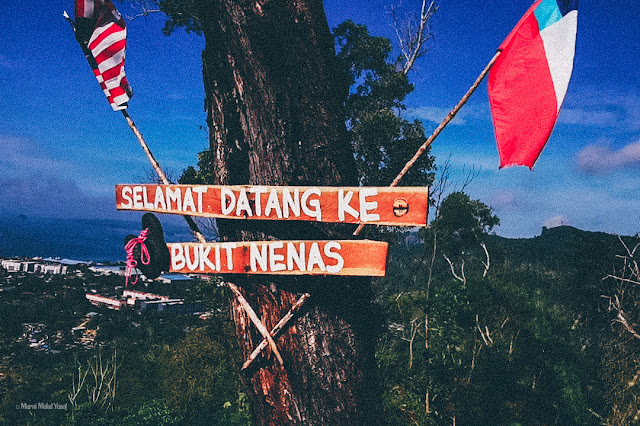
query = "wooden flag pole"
xmin=64 ymin=11 xmax=206 ymax=244
xmin=353 ymin=50 xmax=503 ymax=236
xmin=120 ymin=111 xmax=206 ymax=243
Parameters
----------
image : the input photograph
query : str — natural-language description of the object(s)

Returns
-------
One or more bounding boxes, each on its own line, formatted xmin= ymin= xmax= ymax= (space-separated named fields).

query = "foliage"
xmin=0 ymin=273 xmax=248 ymax=425
xmin=157 ymin=0 xmax=202 ymax=36
xmin=159 ymin=326 xmax=247 ymax=425
xmin=427 ymin=191 xmax=499 ymax=262
xmin=179 ymin=20 xmax=436 ymax=192
xmin=178 ymin=149 xmax=216 ymax=185
xmin=598 ymin=237 xmax=640 ymax=425
xmin=334 ymin=20 xmax=435 ymax=187
xmin=377 ymin=261 xmax=602 ymax=425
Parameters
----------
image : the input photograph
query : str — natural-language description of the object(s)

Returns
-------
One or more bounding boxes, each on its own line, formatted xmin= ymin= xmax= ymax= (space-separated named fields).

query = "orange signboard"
xmin=116 ymin=184 xmax=428 ymax=227
xmin=168 ymin=240 xmax=388 ymax=276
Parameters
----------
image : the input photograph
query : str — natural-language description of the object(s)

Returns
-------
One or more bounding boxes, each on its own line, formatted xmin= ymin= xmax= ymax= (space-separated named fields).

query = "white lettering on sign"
xmin=301 ymin=188 xmax=322 ymax=221
xmin=236 ymin=189 xmax=253 ymax=217
xmin=283 ymin=188 xmax=301 ymax=218
xmin=171 ymin=241 xmax=345 ymax=274
xmin=359 ymin=188 xmax=380 ymax=222
xmin=154 ymin=186 xmax=167 ymax=210
xmin=220 ymin=242 xmax=237 ymax=270
xmin=338 ymin=189 xmax=359 ymax=221
xmin=120 ymin=186 xmax=133 ymax=208
xmin=171 ymin=242 xmax=237 ymax=272
xmin=264 ymin=188 xmax=283 ymax=218
xmin=117 ymin=184 xmax=428 ymax=227
xmin=287 ymin=242 xmax=305 ymax=271
xmin=324 ymin=241 xmax=344 ymax=273
xmin=250 ymin=241 xmax=341 ymax=273
xmin=250 ymin=243 xmax=267 ymax=272
xmin=218 ymin=187 xmax=322 ymax=221
xmin=120 ymin=186 xmax=207 ymax=213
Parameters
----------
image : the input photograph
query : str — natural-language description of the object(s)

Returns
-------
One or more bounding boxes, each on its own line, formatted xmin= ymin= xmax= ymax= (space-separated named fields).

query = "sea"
xmin=0 ymin=214 xmax=203 ymax=263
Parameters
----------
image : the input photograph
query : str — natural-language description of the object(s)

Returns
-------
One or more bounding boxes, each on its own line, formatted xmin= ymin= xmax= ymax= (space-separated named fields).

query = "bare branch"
xmin=457 ymin=164 xmax=480 ymax=193
xmin=123 ymin=0 xmax=161 ymax=21
xmin=443 ymin=253 xmax=465 ymax=284
xmin=390 ymin=0 xmax=438 ymax=74
xmin=400 ymin=318 xmax=420 ymax=369
xmin=476 ymin=315 xmax=493 ymax=346
xmin=608 ymin=294 xmax=640 ymax=340
xmin=480 ymin=241 xmax=490 ymax=277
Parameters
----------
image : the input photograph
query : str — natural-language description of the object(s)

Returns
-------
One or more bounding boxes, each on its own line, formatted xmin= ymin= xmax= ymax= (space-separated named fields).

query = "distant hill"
xmin=0 ymin=215 xmax=198 ymax=262
xmin=488 ymin=225 xmax=637 ymax=281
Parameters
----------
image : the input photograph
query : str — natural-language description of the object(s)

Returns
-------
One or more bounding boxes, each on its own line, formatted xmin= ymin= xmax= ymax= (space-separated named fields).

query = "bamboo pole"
xmin=353 ymin=50 xmax=502 ymax=236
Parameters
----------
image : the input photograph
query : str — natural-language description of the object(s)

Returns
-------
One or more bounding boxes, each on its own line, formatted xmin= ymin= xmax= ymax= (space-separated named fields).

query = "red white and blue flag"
xmin=75 ymin=0 xmax=132 ymax=111
xmin=488 ymin=0 xmax=578 ymax=169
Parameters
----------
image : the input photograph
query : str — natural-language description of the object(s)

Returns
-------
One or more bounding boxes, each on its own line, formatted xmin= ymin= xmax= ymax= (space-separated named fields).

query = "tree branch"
xmin=443 ymin=253 xmax=465 ymax=285
xmin=390 ymin=0 xmax=438 ymax=74
xmin=480 ymin=241 xmax=490 ymax=278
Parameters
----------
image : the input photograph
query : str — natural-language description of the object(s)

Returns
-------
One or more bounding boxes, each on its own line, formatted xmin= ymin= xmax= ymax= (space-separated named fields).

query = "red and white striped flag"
xmin=75 ymin=0 xmax=132 ymax=111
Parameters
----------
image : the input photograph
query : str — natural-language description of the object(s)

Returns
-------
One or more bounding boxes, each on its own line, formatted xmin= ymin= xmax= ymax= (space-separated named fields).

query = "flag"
xmin=75 ymin=0 xmax=132 ymax=111
xmin=488 ymin=0 xmax=578 ymax=169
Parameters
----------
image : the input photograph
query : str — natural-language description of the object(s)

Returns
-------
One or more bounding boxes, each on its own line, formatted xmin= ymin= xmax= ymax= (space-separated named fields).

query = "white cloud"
xmin=558 ymin=108 xmax=618 ymax=127
xmin=0 ymin=135 xmax=69 ymax=176
xmin=577 ymin=138 xmax=640 ymax=174
xmin=543 ymin=215 xmax=570 ymax=229
xmin=561 ymin=88 xmax=640 ymax=131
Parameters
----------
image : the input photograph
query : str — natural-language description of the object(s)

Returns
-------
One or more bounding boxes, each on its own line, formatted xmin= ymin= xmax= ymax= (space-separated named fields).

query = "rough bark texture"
xmin=199 ymin=0 xmax=383 ymax=424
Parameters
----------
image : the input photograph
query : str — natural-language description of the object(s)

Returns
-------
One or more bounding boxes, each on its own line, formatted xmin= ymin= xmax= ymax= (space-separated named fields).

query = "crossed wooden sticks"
xmin=228 ymin=283 xmax=311 ymax=370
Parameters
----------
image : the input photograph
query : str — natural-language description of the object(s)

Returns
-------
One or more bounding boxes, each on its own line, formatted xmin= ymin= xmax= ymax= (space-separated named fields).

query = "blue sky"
xmin=1 ymin=1 xmax=638 ymax=239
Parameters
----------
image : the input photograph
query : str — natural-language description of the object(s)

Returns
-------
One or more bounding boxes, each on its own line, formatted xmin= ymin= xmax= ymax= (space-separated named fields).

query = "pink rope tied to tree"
xmin=124 ymin=228 xmax=149 ymax=286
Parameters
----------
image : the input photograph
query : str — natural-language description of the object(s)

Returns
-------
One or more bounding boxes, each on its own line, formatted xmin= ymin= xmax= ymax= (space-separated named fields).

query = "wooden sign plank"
xmin=116 ymin=184 xmax=429 ymax=227
xmin=168 ymin=240 xmax=388 ymax=276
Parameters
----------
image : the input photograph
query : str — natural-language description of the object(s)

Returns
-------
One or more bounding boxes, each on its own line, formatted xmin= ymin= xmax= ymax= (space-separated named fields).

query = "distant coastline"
xmin=0 ymin=215 xmax=198 ymax=262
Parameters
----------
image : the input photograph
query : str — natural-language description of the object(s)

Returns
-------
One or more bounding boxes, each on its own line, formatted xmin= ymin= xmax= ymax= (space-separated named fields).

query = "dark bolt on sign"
xmin=393 ymin=198 xmax=409 ymax=217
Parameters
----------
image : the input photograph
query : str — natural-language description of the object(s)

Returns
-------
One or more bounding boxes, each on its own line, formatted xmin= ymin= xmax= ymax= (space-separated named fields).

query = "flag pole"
xmin=120 ymin=110 xmax=206 ymax=243
xmin=353 ymin=50 xmax=502 ymax=236
xmin=64 ymin=11 xmax=206 ymax=244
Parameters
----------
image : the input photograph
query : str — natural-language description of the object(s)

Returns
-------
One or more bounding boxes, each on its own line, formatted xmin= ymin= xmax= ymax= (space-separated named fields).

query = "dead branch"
xmin=443 ymin=253 xmax=465 ymax=285
xmin=68 ymin=355 xmax=89 ymax=414
xmin=607 ymin=294 xmax=640 ymax=340
xmin=424 ymin=314 xmax=429 ymax=350
xmin=476 ymin=315 xmax=493 ymax=347
xmin=457 ymin=164 xmax=480 ymax=193
xmin=480 ymin=241 xmax=490 ymax=277
xmin=242 ymin=293 xmax=310 ymax=370
xmin=227 ymin=282 xmax=284 ymax=366
xmin=400 ymin=317 xmax=420 ymax=369
xmin=124 ymin=0 xmax=161 ymax=20
xmin=391 ymin=0 xmax=438 ymax=74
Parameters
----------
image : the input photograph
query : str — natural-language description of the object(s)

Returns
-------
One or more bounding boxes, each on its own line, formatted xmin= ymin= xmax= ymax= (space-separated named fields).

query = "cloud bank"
xmin=577 ymin=138 xmax=640 ymax=174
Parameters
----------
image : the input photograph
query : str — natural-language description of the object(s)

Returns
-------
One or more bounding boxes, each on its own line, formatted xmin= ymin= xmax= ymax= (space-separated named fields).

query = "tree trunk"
xmin=199 ymin=0 xmax=382 ymax=424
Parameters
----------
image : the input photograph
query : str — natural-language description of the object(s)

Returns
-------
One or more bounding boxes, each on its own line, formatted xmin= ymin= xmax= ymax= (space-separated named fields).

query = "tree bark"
xmin=199 ymin=0 xmax=382 ymax=424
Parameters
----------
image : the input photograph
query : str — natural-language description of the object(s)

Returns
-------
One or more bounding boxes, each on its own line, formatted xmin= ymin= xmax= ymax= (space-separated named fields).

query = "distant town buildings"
xmin=86 ymin=293 xmax=126 ymax=310
xmin=86 ymin=288 xmax=202 ymax=314
xmin=89 ymin=265 xmax=128 ymax=276
xmin=0 ymin=258 xmax=69 ymax=275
